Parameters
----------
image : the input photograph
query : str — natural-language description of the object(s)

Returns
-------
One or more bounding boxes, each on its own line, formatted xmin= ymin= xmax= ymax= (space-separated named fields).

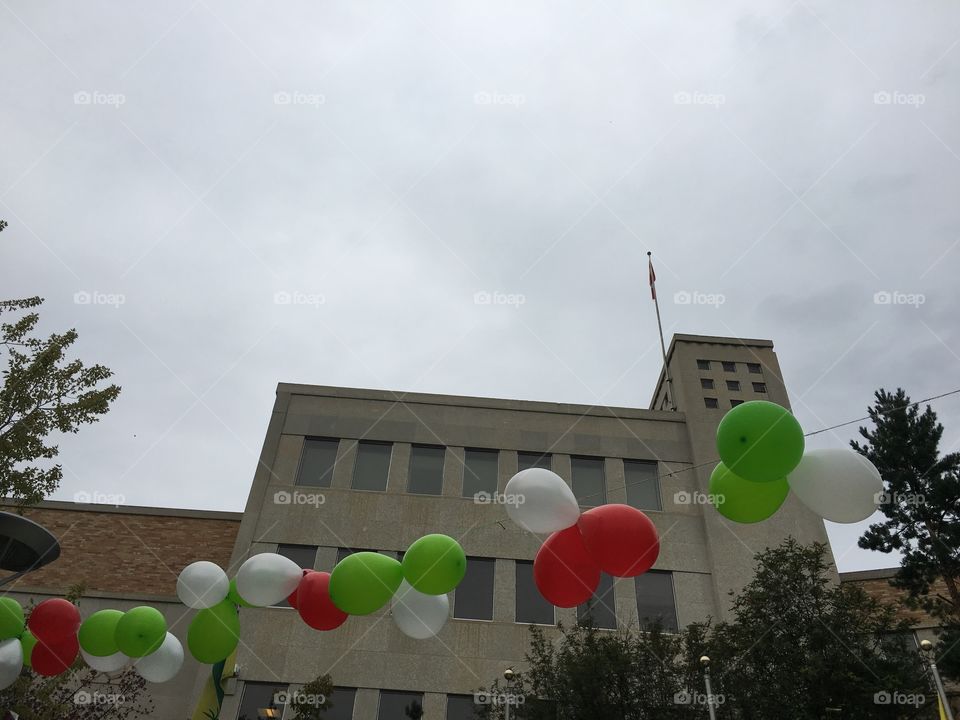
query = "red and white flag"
xmin=648 ymin=255 xmax=657 ymax=300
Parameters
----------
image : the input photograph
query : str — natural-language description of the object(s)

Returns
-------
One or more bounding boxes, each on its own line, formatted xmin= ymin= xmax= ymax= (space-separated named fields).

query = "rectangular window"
xmin=322 ymin=687 xmax=357 ymax=720
xmin=635 ymin=570 xmax=678 ymax=632
xmin=704 ymin=398 xmax=719 ymax=409
xmin=454 ymin=557 xmax=495 ymax=620
xmin=696 ymin=359 xmax=710 ymax=370
xmin=378 ymin=690 xmax=424 ymax=720
xmin=446 ymin=694 xmax=477 ymax=720
xmin=336 ymin=547 xmax=377 ymax=564
xmin=463 ymin=449 xmax=498 ymax=499
xmin=730 ymin=399 xmax=743 ymax=407
xmin=515 ymin=560 xmax=555 ymax=625
xmin=624 ymin=460 xmax=661 ymax=511
xmin=722 ymin=361 xmax=736 ymax=372
xmin=700 ymin=378 xmax=714 ymax=390
xmin=571 ymin=456 xmax=605 ymax=507
xmin=753 ymin=382 xmax=767 ymax=393
xmin=517 ymin=452 xmax=551 ymax=471
xmin=726 ymin=380 xmax=740 ymax=391
xmin=273 ymin=545 xmax=316 ymax=607
xmin=408 ymin=445 xmax=445 ymax=495
xmin=236 ymin=681 xmax=286 ymax=720
xmin=352 ymin=441 xmax=392 ymax=491
xmin=295 ymin=437 xmax=338 ymax=487
xmin=578 ymin=573 xmax=616 ymax=629
xmin=747 ymin=362 xmax=762 ymax=374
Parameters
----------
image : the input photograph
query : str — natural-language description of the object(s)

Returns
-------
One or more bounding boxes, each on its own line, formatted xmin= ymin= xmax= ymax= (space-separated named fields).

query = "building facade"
xmin=217 ymin=333 xmax=834 ymax=719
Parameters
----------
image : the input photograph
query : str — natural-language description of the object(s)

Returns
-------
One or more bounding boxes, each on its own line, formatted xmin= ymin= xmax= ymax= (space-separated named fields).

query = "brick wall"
xmin=2 ymin=502 xmax=241 ymax=597
xmin=842 ymin=570 xmax=952 ymax=630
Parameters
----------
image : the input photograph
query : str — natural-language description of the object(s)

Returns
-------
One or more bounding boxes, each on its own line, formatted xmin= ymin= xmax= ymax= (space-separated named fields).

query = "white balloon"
xmin=236 ymin=553 xmax=303 ymax=607
xmin=177 ymin=561 xmax=230 ymax=609
xmin=787 ymin=448 xmax=883 ymax=523
xmin=392 ymin=580 xmax=449 ymax=640
xmin=504 ymin=468 xmax=581 ymax=534
xmin=82 ymin=649 xmax=129 ymax=673
xmin=0 ymin=638 xmax=22 ymax=691
xmin=134 ymin=632 xmax=183 ymax=683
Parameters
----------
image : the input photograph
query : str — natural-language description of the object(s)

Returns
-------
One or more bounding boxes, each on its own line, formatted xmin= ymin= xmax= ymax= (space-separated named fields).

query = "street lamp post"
xmin=0 ymin=511 xmax=60 ymax=586
xmin=503 ymin=667 xmax=515 ymax=720
xmin=921 ymin=639 xmax=955 ymax=720
xmin=700 ymin=656 xmax=718 ymax=720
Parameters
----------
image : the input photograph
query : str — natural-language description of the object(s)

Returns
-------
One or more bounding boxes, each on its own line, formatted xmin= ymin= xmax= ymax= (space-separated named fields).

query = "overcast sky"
xmin=2 ymin=1 xmax=958 ymax=572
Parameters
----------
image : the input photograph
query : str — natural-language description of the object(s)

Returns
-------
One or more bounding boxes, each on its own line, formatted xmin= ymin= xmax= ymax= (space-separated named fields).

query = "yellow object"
xmin=940 ymin=697 xmax=948 ymax=720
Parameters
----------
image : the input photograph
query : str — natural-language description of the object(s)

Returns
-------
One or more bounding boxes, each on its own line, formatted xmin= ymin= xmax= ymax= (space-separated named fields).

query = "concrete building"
xmin=217 ymin=333 xmax=834 ymax=719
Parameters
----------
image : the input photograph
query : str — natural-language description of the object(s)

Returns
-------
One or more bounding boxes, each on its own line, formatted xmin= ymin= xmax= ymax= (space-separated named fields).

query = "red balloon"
xmin=32 ymin=634 xmax=79 ymax=676
xmin=534 ymin=525 xmax=602 ymax=608
xmin=287 ymin=569 xmax=312 ymax=610
xmin=28 ymin=598 xmax=81 ymax=644
xmin=577 ymin=504 xmax=660 ymax=577
xmin=297 ymin=571 xmax=348 ymax=630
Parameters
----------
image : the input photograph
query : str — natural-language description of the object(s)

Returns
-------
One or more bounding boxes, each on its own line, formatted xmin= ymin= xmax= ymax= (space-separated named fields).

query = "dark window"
xmin=747 ymin=363 xmax=762 ymax=374
xmin=463 ymin=449 xmax=498 ymax=499
xmin=454 ymin=557 xmax=495 ymax=620
xmin=696 ymin=359 xmax=710 ymax=370
xmin=726 ymin=380 xmax=740 ymax=391
xmin=378 ymin=690 xmax=424 ymax=719
xmin=295 ymin=438 xmax=338 ymax=487
xmin=700 ymin=378 xmax=714 ymax=390
xmin=624 ymin=460 xmax=661 ymax=511
xmin=236 ymin=681 xmax=286 ymax=720
xmin=635 ymin=570 xmax=678 ymax=632
xmin=578 ymin=573 xmax=616 ymax=629
xmin=517 ymin=452 xmax=551 ymax=471
xmin=336 ymin=547 xmax=377 ymax=564
xmin=408 ymin=445 xmax=445 ymax=495
xmin=730 ymin=399 xmax=744 ymax=407
xmin=516 ymin=560 xmax=554 ymax=625
xmin=753 ymin=382 xmax=767 ymax=393
xmin=446 ymin=694 xmax=478 ymax=720
xmin=352 ymin=441 xmax=392 ymax=491
xmin=722 ymin=361 xmax=736 ymax=372
xmin=571 ymin=456 xmax=605 ymax=507
xmin=704 ymin=398 xmax=719 ymax=409
xmin=323 ymin=687 xmax=358 ymax=720
xmin=273 ymin=545 xmax=317 ymax=607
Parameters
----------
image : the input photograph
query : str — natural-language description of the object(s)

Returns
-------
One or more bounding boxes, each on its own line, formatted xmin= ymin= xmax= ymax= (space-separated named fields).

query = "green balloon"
xmin=0 ymin=597 xmax=24 ymax=640
xmin=709 ymin=462 xmax=789 ymax=523
xmin=188 ymin=599 xmax=240 ymax=664
xmin=78 ymin=609 xmax=124 ymax=657
xmin=114 ymin=606 xmax=166 ymax=658
xmin=227 ymin=578 xmax=255 ymax=608
xmin=329 ymin=552 xmax=402 ymax=615
xmin=20 ymin=630 xmax=36 ymax=668
xmin=716 ymin=400 xmax=804 ymax=482
xmin=402 ymin=534 xmax=467 ymax=595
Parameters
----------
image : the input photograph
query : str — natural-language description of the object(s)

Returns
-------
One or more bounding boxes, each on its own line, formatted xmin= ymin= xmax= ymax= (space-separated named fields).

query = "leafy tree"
xmin=290 ymin=673 xmax=333 ymax=719
xmin=0 ymin=224 xmax=121 ymax=505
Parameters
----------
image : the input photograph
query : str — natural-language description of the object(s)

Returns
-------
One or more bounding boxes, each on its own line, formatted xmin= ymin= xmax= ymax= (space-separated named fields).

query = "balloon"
xmin=0 ymin=638 xmax=23 ymax=691
xmin=114 ymin=606 xmax=167 ymax=658
xmin=177 ymin=561 xmax=229 ymax=610
xmin=236 ymin=553 xmax=303 ymax=607
xmin=329 ymin=552 xmax=403 ymax=615
xmin=20 ymin=630 xmax=36 ymax=668
xmin=787 ymin=448 xmax=883 ymax=523
xmin=135 ymin=632 xmax=183 ymax=683
xmin=297 ymin=571 xmax=348 ymax=631
xmin=391 ymin=580 xmax=449 ymax=639
xmin=0 ymin=598 xmax=24 ymax=640
xmin=32 ymin=633 xmax=79 ymax=676
xmin=78 ymin=609 xmax=124 ymax=657
xmin=286 ymin=570 xmax=313 ymax=611
xmin=534 ymin=525 xmax=602 ymax=607
xmin=709 ymin=463 xmax=789 ymax=523
xmin=716 ymin=400 xmax=804 ymax=483
xmin=28 ymin=598 xmax=81 ymax=643
xmin=504 ymin=468 xmax=581 ymax=533
xmin=577 ymin=504 xmax=659 ymax=577
xmin=188 ymin=600 xmax=240 ymax=664
xmin=402 ymin=535 xmax=467 ymax=595
xmin=227 ymin=578 xmax=255 ymax=608
xmin=82 ymin=648 xmax=129 ymax=673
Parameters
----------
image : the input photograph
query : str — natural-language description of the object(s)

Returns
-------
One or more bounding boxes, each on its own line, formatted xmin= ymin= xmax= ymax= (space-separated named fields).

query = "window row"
xmin=696 ymin=358 xmax=763 ymax=374
xmin=271 ymin=545 xmax=678 ymax=631
xmin=700 ymin=379 xmax=767 ymax=393
xmin=295 ymin=440 xmax=662 ymax=511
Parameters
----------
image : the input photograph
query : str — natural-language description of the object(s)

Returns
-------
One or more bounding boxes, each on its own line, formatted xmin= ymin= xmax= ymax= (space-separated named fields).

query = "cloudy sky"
xmin=2 ymin=1 xmax=958 ymax=572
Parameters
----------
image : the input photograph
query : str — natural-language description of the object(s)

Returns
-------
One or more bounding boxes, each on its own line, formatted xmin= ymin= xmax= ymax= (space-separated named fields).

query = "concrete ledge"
xmin=1 ymin=499 xmax=243 ymax=521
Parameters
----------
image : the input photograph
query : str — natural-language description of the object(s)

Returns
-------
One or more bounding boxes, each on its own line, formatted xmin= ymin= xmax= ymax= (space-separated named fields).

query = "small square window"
xmin=747 ymin=363 xmax=762 ymax=374
xmin=722 ymin=361 xmax=736 ymax=372
xmin=578 ymin=573 xmax=616 ymax=629
xmin=463 ymin=449 xmax=498 ymax=499
xmin=730 ymin=399 xmax=743 ymax=407
xmin=635 ymin=570 xmax=678 ymax=632
xmin=704 ymin=398 xmax=719 ymax=409
xmin=726 ymin=380 xmax=740 ymax=391
xmin=753 ymin=382 xmax=767 ymax=393
xmin=696 ymin=359 xmax=710 ymax=370
xmin=454 ymin=557 xmax=495 ymax=620
xmin=571 ymin=456 xmax=605 ymax=507
xmin=352 ymin=441 xmax=392 ymax=491
xmin=518 ymin=452 xmax=551 ymax=471
xmin=700 ymin=378 xmax=714 ymax=390
xmin=624 ymin=460 xmax=661 ymax=511
xmin=296 ymin=438 xmax=338 ymax=487
xmin=378 ymin=691 xmax=424 ymax=720
xmin=515 ymin=560 xmax=555 ymax=625
xmin=237 ymin=682 xmax=287 ymax=720
xmin=408 ymin=445 xmax=445 ymax=495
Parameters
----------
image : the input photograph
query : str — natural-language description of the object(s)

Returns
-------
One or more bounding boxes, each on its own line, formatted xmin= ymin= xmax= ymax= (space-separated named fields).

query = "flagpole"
xmin=648 ymin=252 xmax=676 ymax=411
